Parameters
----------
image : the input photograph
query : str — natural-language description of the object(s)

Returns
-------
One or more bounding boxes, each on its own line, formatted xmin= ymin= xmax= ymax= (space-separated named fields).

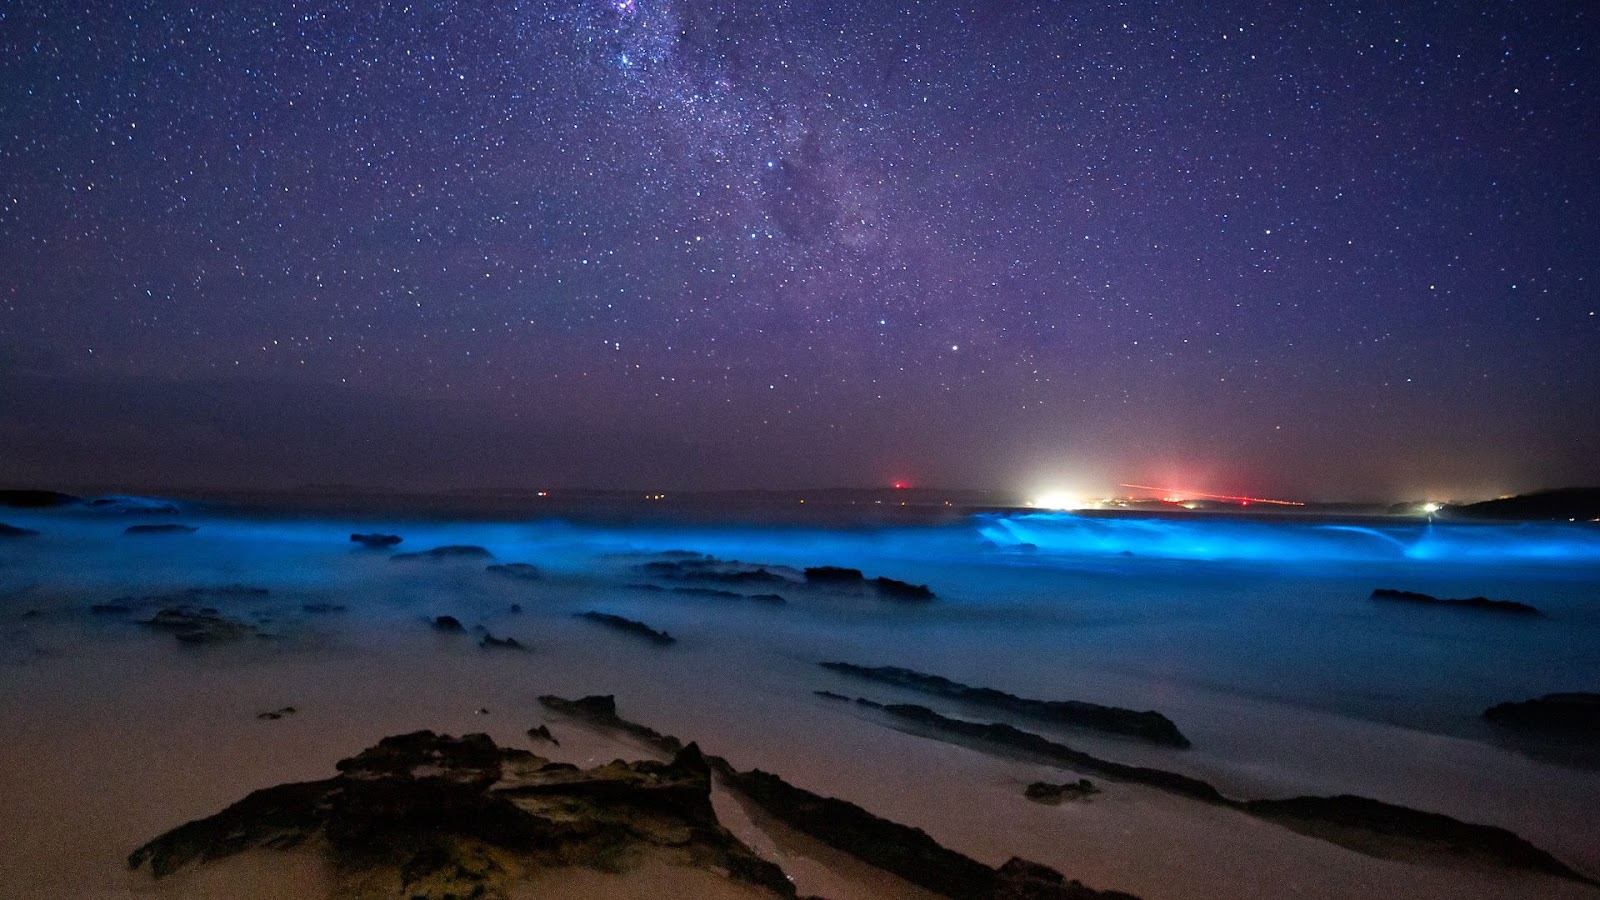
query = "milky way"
xmin=1 ymin=2 xmax=1596 ymax=497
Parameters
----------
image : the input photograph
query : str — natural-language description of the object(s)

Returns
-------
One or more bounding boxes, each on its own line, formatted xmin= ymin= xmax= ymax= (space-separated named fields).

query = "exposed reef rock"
xmin=576 ymin=611 xmax=676 ymax=645
xmin=526 ymin=724 xmax=559 ymax=746
xmin=804 ymin=566 xmax=864 ymax=583
xmin=349 ymin=533 xmax=403 ymax=548
xmin=0 ymin=522 xmax=39 ymax=537
xmin=257 ymin=706 xmax=297 ymax=721
xmin=0 ymin=489 xmax=79 ymax=508
xmin=820 ymin=662 xmax=1189 ymax=748
xmin=1370 ymin=588 xmax=1541 ymax=616
xmin=485 ymin=562 xmax=541 ymax=581
xmin=1025 ymin=779 xmax=1098 ymax=804
xmin=430 ymin=615 xmax=465 ymax=633
xmin=629 ymin=583 xmax=785 ymax=604
xmin=872 ymin=576 xmax=935 ymax=600
xmin=128 ymin=730 xmax=798 ymax=900
xmin=142 ymin=606 xmax=262 ymax=644
xmin=539 ymin=694 xmax=1139 ymax=899
xmin=1484 ymin=693 xmax=1600 ymax=734
xmin=846 ymin=699 xmax=1592 ymax=884
xmin=479 ymin=633 xmax=526 ymax=650
xmin=392 ymin=544 xmax=493 ymax=561
xmin=124 ymin=523 xmax=198 ymax=535
xmin=641 ymin=557 xmax=793 ymax=585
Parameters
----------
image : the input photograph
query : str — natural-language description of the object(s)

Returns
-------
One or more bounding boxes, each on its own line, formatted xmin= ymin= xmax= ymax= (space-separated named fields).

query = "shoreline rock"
xmin=1370 ymin=588 xmax=1541 ymax=616
xmin=576 ymin=611 xmax=675 ymax=645
xmin=485 ymin=562 xmax=541 ymax=581
xmin=1484 ymin=693 xmax=1600 ymax=734
xmin=821 ymin=662 xmax=1190 ymax=748
xmin=392 ymin=545 xmax=493 ymax=562
xmin=349 ymin=533 xmax=403 ymax=548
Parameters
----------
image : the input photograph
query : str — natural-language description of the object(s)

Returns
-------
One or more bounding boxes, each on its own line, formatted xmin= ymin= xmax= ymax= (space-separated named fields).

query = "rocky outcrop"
xmin=804 ymin=566 xmax=864 ymax=583
xmin=479 ymin=633 xmax=526 ymax=650
xmin=430 ymin=615 xmax=465 ymax=633
xmin=630 ymin=583 xmax=786 ymax=604
xmin=640 ymin=557 xmax=794 ymax=585
xmin=537 ymin=694 xmax=1137 ymax=900
xmin=485 ymin=563 xmax=541 ymax=581
xmin=257 ymin=706 xmax=297 ymax=720
xmin=128 ymin=731 xmax=797 ymax=900
xmin=873 ymin=577 xmax=935 ymax=600
xmin=124 ymin=524 xmax=198 ymax=535
xmin=576 ymin=611 xmax=676 ymax=645
xmin=0 ymin=489 xmax=79 ymax=508
xmin=1484 ymin=693 xmax=1600 ymax=734
xmin=392 ymin=545 xmax=493 ymax=561
xmin=803 ymin=566 xmax=935 ymax=600
xmin=1025 ymin=779 xmax=1098 ymax=804
xmin=142 ymin=607 xmax=262 ymax=643
xmin=847 ymin=699 xmax=1593 ymax=884
xmin=820 ymin=662 xmax=1190 ymax=748
xmin=349 ymin=533 xmax=403 ymax=548
xmin=0 ymin=522 xmax=39 ymax=537
xmin=1370 ymin=588 xmax=1541 ymax=616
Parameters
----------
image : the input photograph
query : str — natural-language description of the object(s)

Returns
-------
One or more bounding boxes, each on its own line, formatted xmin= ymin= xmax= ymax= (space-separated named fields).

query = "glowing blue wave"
xmin=973 ymin=512 xmax=1600 ymax=565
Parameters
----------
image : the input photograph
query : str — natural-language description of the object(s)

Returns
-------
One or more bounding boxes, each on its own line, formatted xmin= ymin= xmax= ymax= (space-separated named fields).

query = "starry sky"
xmin=1 ymin=1 xmax=1596 ymax=500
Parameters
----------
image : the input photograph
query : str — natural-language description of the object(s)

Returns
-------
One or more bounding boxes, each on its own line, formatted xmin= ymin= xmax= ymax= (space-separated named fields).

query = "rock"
xmin=128 ymin=731 xmax=797 ymax=899
xmin=1370 ymin=588 xmax=1541 ymax=616
xmin=257 ymin=707 xmax=297 ymax=721
xmin=1024 ymin=779 xmax=1098 ymax=804
xmin=804 ymin=566 xmax=864 ymax=583
xmin=820 ymin=662 xmax=1190 ymax=748
xmin=302 ymin=603 xmax=347 ymax=614
xmin=89 ymin=496 xmax=180 ymax=514
xmin=720 ymin=767 xmax=1135 ymax=900
xmin=430 ymin=615 xmax=465 ymax=633
xmin=640 ymin=557 xmax=794 ymax=585
xmin=509 ymin=603 xmax=523 ymax=613
xmin=537 ymin=694 xmax=684 ymax=757
xmin=814 ymin=690 xmax=852 ymax=702
xmin=1483 ymin=693 xmax=1600 ymax=734
xmin=872 ymin=576 xmax=935 ymax=600
xmin=124 ymin=524 xmax=198 ymax=535
xmin=479 ymin=634 xmax=525 ymax=651
xmin=142 ymin=607 xmax=261 ymax=643
xmin=91 ymin=601 xmax=135 ymax=614
xmin=485 ymin=562 xmax=541 ymax=581
xmin=526 ymin=725 xmax=558 ymax=746
xmin=849 ymin=699 xmax=1592 ymax=884
xmin=1242 ymin=795 xmax=1595 ymax=883
xmin=0 ymin=489 xmax=79 ymax=508
xmin=349 ymin=533 xmax=403 ymax=548
xmin=576 ymin=611 xmax=675 ymax=645
xmin=0 ymin=522 xmax=40 ymax=537
xmin=392 ymin=545 xmax=493 ymax=562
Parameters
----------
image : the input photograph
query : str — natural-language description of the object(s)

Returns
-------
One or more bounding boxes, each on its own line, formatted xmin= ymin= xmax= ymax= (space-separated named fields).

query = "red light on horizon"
xmin=892 ymin=481 xmax=910 ymax=490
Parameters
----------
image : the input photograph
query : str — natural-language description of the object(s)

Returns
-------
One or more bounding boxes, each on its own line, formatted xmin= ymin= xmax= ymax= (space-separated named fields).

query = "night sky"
xmin=1 ymin=1 xmax=1596 ymax=499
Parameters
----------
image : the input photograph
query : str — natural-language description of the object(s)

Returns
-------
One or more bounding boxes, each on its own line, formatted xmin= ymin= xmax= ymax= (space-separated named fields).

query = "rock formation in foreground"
xmin=129 ymin=730 xmax=796 ymax=900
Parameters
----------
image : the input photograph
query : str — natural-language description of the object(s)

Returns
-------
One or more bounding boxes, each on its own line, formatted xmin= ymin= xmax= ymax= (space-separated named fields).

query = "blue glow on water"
xmin=973 ymin=512 xmax=1600 ymax=566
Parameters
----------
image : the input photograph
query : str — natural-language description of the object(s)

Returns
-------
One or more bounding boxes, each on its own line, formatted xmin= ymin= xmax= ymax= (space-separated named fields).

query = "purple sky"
xmin=2 ymin=1 xmax=1596 ymax=500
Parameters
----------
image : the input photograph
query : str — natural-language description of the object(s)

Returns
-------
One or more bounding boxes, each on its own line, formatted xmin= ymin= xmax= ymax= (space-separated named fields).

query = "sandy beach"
xmin=2 ymin=502 xmax=1598 ymax=899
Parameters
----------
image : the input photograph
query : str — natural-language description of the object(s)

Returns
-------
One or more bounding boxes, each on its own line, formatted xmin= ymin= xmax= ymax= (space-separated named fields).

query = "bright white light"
xmin=1033 ymin=491 xmax=1084 ymax=511
xmin=1422 ymin=503 xmax=1440 ymax=513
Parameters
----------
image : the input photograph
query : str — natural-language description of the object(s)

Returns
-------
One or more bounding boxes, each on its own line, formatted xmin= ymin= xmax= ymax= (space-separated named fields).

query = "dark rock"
xmin=1370 ymin=588 xmax=1541 ymax=616
xmin=124 ymin=524 xmax=198 ymax=535
xmin=872 ymin=576 xmax=935 ymax=600
xmin=142 ymin=607 xmax=261 ymax=643
xmin=479 ymin=634 xmax=526 ymax=651
xmin=721 ymin=767 xmax=1135 ymax=900
xmin=0 ymin=522 xmax=40 ymax=537
xmin=302 ymin=603 xmax=347 ymax=614
xmin=391 ymin=545 xmax=493 ymax=562
xmin=526 ymin=724 xmax=559 ymax=746
xmin=814 ymin=690 xmax=852 ymax=702
xmin=129 ymin=730 xmax=797 ymax=899
xmin=821 ymin=662 xmax=1190 ymax=748
xmin=1243 ymin=794 xmax=1595 ymax=883
xmin=1484 ymin=693 xmax=1600 ymax=734
xmin=576 ymin=611 xmax=675 ymax=645
xmin=349 ymin=533 xmax=403 ymax=548
xmin=804 ymin=565 xmax=864 ymax=583
xmin=537 ymin=694 xmax=684 ymax=757
xmin=0 ymin=489 xmax=79 ymax=508
xmin=431 ymin=615 xmax=465 ymax=633
xmin=1025 ymin=779 xmax=1098 ymax=804
xmin=640 ymin=557 xmax=794 ymax=585
xmin=509 ymin=603 xmax=523 ymax=613
xmin=485 ymin=562 xmax=541 ymax=581
xmin=257 ymin=707 xmax=297 ymax=721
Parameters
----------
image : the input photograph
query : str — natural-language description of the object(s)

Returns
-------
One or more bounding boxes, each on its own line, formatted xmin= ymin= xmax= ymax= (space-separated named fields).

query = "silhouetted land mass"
xmin=0 ymin=522 xmax=40 ymax=537
xmin=1370 ymin=588 xmax=1541 ymax=616
xmin=821 ymin=662 xmax=1189 ymax=747
xmin=1448 ymin=488 xmax=1600 ymax=521
xmin=1484 ymin=693 xmax=1600 ymax=734
xmin=0 ymin=489 xmax=79 ymax=508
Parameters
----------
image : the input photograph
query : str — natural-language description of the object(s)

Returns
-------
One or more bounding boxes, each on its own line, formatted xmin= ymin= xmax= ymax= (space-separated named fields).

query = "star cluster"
xmin=1 ymin=1 xmax=1595 ymax=495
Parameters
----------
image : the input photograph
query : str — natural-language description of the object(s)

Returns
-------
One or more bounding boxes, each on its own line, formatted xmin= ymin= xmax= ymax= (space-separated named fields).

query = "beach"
xmin=2 ymin=500 xmax=1598 ymax=899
